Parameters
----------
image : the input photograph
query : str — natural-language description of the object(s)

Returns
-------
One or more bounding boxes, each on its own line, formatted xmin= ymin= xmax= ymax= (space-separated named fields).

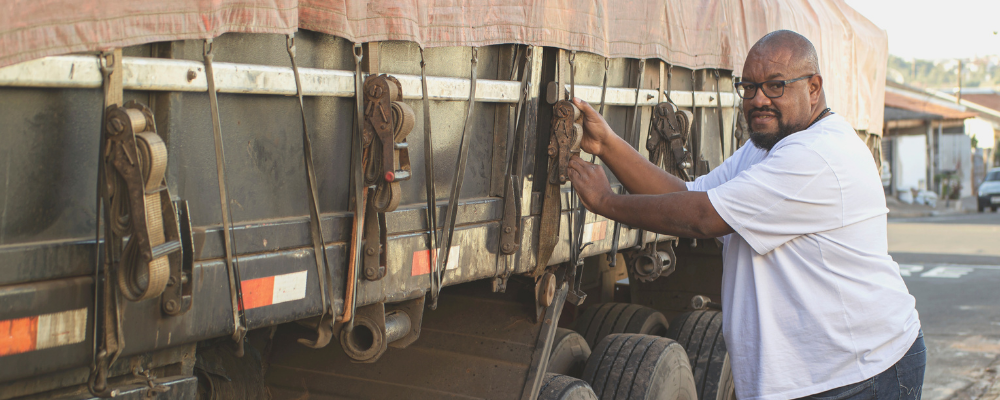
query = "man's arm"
xmin=573 ymin=98 xmax=688 ymax=195
xmin=567 ymin=157 xmax=734 ymax=239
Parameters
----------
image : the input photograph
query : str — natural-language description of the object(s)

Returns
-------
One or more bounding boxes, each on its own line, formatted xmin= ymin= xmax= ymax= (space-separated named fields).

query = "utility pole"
xmin=956 ymin=59 xmax=963 ymax=104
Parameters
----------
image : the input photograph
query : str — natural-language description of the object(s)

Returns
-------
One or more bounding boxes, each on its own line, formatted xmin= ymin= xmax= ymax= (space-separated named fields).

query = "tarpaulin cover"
xmin=0 ymin=0 xmax=887 ymax=133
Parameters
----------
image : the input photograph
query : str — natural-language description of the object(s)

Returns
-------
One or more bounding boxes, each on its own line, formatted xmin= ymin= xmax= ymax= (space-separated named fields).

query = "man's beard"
xmin=748 ymin=107 xmax=799 ymax=151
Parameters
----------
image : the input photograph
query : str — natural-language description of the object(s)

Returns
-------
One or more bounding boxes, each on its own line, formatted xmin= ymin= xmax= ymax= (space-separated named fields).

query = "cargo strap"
xmin=107 ymin=105 xmax=175 ymax=302
xmin=565 ymin=51 xmax=589 ymax=305
xmin=91 ymin=87 xmax=184 ymax=397
xmin=204 ymin=39 xmax=248 ymax=356
xmin=734 ymin=104 xmax=750 ymax=150
xmin=339 ymin=43 xmax=365 ymax=328
xmin=89 ymin=49 xmax=125 ymax=397
xmin=628 ymin=60 xmax=647 ymax=250
xmin=534 ymin=51 xmax=579 ymax=277
xmin=494 ymin=45 xmax=532 ymax=292
xmin=715 ymin=69 xmax=727 ymax=159
xmin=647 ymin=102 xmax=694 ymax=181
xmin=596 ymin=58 xmax=626 ymax=274
xmin=419 ymin=48 xmax=440 ymax=294
xmin=430 ymin=47 xmax=478 ymax=309
xmin=285 ymin=34 xmax=336 ymax=349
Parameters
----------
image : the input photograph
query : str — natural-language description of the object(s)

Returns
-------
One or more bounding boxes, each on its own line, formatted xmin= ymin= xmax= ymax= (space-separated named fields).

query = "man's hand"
xmin=567 ymin=155 xmax=613 ymax=214
xmin=572 ymin=98 xmax=616 ymax=158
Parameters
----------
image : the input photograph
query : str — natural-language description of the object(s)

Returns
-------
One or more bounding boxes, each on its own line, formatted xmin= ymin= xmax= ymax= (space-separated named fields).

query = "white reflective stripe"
xmin=35 ymin=308 xmax=87 ymax=350
xmin=550 ymin=81 xmax=738 ymax=107
xmin=0 ymin=55 xmax=520 ymax=102
xmin=0 ymin=55 xmax=735 ymax=107
xmin=582 ymin=224 xmax=594 ymax=243
xmin=271 ymin=271 xmax=308 ymax=304
xmin=443 ymin=246 xmax=461 ymax=271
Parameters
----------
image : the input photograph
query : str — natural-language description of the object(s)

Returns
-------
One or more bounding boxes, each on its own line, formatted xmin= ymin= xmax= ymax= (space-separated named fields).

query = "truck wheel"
xmin=539 ymin=373 xmax=599 ymax=400
xmin=574 ymin=303 xmax=669 ymax=348
xmin=582 ymin=334 xmax=696 ymax=400
xmin=549 ymin=328 xmax=592 ymax=378
xmin=666 ymin=310 xmax=736 ymax=400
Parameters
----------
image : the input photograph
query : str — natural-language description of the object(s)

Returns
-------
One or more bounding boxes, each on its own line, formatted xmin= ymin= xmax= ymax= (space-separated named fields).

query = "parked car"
xmin=978 ymin=168 xmax=1000 ymax=212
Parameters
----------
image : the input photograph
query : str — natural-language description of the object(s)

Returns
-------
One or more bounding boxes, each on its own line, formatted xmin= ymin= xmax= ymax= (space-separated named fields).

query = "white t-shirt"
xmin=686 ymin=114 xmax=920 ymax=400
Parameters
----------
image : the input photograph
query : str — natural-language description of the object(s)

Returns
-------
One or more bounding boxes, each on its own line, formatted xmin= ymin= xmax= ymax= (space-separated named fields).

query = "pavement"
xmin=886 ymin=195 xmax=978 ymax=219
xmin=888 ymin=211 xmax=1000 ymax=400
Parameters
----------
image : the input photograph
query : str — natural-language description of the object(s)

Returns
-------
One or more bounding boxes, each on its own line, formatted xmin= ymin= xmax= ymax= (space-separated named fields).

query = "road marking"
xmin=899 ymin=264 xmax=924 ymax=277
xmin=920 ymin=266 xmax=974 ymax=278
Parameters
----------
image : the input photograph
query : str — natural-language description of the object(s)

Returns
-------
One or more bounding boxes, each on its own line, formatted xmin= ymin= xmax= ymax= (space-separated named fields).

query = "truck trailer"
xmin=0 ymin=1 xmax=888 ymax=398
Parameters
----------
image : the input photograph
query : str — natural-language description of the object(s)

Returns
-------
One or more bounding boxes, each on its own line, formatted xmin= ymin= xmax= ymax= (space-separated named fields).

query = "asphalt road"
xmin=889 ymin=211 xmax=1000 ymax=400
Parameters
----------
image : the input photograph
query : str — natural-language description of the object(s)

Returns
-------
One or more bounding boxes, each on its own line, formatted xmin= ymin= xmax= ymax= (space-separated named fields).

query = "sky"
xmin=843 ymin=0 xmax=1000 ymax=60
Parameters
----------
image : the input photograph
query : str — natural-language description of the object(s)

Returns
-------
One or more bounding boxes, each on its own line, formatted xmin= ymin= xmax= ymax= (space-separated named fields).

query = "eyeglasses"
xmin=734 ymin=74 xmax=815 ymax=99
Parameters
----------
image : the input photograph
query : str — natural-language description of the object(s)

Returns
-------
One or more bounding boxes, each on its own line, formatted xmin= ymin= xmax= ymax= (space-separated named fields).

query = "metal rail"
xmin=0 ymin=55 xmax=737 ymax=107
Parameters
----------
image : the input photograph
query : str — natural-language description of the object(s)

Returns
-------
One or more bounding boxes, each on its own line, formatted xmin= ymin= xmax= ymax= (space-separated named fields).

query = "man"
xmin=567 ymin=30 xmax=924 ymax=400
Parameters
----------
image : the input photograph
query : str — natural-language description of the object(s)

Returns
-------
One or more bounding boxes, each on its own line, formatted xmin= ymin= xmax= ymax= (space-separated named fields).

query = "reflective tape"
xmin=240 ymin=271 xmax=308 ymax=310
xmin=582 ymin=221 xmax=609 ymax=243
xmin=411 ymin=246 xmax=461 ymax=276
xmin=0 ymin=308 xmax=88 ymax=357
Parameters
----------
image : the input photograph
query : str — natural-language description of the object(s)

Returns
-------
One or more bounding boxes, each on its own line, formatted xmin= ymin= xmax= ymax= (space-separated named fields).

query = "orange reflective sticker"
xmin=0 ymin=316 xmax=38 ymax=357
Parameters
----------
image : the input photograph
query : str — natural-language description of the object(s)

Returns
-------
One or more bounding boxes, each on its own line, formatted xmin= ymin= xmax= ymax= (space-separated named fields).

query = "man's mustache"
xmin=749 ymin=107 xmax=782 ymax=118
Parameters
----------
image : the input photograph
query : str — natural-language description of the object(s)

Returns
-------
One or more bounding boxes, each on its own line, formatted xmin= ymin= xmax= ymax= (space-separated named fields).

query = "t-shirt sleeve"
xmin=707 ymin=145 xmax=844 ymax=254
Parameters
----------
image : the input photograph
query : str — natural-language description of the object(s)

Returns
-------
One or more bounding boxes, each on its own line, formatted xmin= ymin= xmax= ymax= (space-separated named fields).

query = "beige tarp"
xmin=0 ymin=0 xmax=886 ymax=133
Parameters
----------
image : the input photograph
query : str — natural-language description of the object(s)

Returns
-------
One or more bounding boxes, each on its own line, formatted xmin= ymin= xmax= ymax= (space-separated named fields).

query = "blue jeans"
xmin=799 ymin=331 xmax=926 ymax=400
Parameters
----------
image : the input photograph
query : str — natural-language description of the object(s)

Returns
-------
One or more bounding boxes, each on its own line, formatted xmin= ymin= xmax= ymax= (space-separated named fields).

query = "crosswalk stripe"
xmin=898 ymin=264 xmax=924 ymax=277
xmin=919 ymin=266 xmax=974 ymax=278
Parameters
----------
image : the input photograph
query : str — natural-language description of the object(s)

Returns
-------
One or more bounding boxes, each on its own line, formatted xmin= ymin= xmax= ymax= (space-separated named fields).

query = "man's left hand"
xmin=567 ymin=156 xmax=613 ymax=214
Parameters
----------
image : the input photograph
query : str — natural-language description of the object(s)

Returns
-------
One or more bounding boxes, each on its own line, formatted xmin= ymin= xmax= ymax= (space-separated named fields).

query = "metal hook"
xmin=286 ymin=34 xmax=296 ymax=56
xmin=203 ymin=39 xmax=214 ymax=58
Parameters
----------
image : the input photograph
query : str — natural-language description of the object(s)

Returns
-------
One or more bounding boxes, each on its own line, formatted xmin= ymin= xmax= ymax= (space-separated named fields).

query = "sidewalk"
xmin=886 ymin=196 xmax=975 ymax=219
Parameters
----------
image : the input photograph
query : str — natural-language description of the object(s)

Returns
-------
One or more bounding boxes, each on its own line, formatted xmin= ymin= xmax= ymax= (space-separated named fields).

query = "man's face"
xmin=740 ymin=47 xmax=816 ymax=150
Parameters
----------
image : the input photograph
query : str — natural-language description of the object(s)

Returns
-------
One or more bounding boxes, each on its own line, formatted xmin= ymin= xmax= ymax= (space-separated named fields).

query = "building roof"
xmin=960 ymin=93 xmax=1000 ymax=114
xmin=883 ymin=91 xmax=978 ymax=120
xmin=884 ymin=106 xmax=941 ymax=121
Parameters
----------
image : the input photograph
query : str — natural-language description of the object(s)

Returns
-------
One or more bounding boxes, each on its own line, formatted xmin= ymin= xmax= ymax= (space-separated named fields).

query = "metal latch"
xmin=547 ymin=100 xmax=583 ymax=184
xmin=161 ymin=200 xmax=195 ymax=316
xmin=647 ymin=102 xmax=694 ymax=181
xmin=360 ymin=74 xmax=416 ymax=281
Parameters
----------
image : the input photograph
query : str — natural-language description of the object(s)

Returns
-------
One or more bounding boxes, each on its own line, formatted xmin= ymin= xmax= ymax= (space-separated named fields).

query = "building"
xmin=882 ymin=82 xmax=977 ymax=199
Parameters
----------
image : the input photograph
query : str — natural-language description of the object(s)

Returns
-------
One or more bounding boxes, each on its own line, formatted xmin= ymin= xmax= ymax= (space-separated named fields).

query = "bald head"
xmin=741 ymin=30 xmax=828 ymax=151
xmin=748 ymin=30 xmax=820 ymax=77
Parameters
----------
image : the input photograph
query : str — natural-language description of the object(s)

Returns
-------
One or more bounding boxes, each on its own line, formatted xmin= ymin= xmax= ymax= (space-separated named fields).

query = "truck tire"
xmin=549 ymin=328 xmax=592 ymax=378
xmin=666 ymin=310 xmax=736 ymax=400
xmin=539 ymin=373 xmax=600 ymax=400
xmin=582 ymin=334 xmax=696 ymax=400
xmin=574 ymin=303 xmax=669 ymax=348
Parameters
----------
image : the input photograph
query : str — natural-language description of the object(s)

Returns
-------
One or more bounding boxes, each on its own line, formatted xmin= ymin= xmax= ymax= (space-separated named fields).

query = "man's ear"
xmin=810 ymin=74 xmax=823 ymax=104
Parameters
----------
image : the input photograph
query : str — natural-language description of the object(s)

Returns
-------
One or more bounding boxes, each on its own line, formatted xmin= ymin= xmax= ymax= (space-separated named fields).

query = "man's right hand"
xmin=572 ymin=97 xmax=617 ymax=158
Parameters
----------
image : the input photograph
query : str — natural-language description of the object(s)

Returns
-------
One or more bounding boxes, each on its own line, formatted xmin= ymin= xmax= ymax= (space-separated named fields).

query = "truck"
xmin=0 ymin=1 xmax=888 ymax=399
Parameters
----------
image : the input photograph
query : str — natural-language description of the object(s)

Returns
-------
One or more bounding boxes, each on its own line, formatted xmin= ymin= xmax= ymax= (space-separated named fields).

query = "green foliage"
xmin=888 ymin=54 xmax=1000 ymax=90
